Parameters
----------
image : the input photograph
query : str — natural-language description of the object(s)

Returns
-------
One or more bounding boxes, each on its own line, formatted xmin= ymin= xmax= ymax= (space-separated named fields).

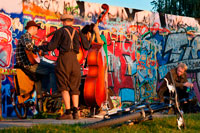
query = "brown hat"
xmin=60 ymin=14 xmax=74 ymax=21
xmin=25 ymin=20 xmax=40 ymax=30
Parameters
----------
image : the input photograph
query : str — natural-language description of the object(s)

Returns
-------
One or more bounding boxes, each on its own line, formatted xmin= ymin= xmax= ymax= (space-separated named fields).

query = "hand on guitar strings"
xmin=32 ymin=46 xmax=44 ymax=56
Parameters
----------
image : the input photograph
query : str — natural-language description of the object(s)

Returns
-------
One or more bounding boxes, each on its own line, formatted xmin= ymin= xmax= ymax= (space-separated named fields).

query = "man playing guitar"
xmin=16 ymin=20 xmax=57 ymax=100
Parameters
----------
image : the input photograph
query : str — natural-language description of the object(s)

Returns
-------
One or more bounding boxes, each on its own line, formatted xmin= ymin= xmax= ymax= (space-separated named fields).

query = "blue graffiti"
xmin=119 ymin=88 xmax=135 ymax=103
xmin=0 ymin=10 xmax=23 ymax=117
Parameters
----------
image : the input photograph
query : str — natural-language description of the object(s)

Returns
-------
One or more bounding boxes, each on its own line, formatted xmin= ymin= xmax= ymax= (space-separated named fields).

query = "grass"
xmin=1 ymin=113 xmax=200 ymax=133
xmin=32 ymin=112 xmax=59 ymax=119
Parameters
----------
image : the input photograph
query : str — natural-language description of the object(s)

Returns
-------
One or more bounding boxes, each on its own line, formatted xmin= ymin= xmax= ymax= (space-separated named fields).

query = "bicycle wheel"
xmin=83 ymin=112 xmax=141 ymax=129
xmin=11 ymin=91 xmax=28 ymax=119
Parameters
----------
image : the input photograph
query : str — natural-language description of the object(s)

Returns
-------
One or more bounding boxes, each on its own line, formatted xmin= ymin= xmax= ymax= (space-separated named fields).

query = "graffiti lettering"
xmin=165 ymin=33 xmax=188 ymax=62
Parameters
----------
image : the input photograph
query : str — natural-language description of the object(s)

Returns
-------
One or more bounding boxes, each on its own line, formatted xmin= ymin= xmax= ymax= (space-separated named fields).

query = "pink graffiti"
xmin=106 ymin=33 xmax=135 ymax=93
xmin=0 ymin=13 xmax=12 ymax=67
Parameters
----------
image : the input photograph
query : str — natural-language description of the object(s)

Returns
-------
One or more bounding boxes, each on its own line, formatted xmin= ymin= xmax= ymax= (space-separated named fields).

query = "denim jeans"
xmin=29 ymin=60 xmax=57 ymax=93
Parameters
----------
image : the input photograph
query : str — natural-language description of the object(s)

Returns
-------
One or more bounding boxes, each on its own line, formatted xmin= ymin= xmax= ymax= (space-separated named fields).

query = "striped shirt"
xmin=16 ymin=32 xmax=37 ymax=67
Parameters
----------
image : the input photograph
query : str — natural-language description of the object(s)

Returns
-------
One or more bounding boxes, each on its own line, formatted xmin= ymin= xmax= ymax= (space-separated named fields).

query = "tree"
xmin=151 ymin=0 xmax=200 ymax=18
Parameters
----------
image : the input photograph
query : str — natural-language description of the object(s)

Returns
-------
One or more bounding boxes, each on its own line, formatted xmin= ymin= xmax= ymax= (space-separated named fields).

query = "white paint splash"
xmin=0 ymin=0 xmax=22 ymax=13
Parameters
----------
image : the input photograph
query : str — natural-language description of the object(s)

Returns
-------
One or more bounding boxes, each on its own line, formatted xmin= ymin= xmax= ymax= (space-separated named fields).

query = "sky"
xmin=81 ymin=0 xmax=154 ymax=11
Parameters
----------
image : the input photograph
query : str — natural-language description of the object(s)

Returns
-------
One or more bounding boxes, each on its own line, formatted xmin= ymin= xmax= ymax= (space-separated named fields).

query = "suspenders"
xmin=64 ymin=28 xmax=76 ymax=50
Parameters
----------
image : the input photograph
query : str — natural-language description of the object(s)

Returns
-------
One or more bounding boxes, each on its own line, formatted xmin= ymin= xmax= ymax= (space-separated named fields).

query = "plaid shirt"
xmin=16 ymin=32 xmax=36 ymax=67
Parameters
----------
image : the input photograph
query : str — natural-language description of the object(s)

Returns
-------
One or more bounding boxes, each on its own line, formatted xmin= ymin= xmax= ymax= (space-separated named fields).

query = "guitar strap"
xmin=65 ymin=28 xmax=76 ymax=50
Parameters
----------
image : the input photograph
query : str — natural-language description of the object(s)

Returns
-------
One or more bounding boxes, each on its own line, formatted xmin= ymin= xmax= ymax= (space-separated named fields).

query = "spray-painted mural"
xmin=0 ymin=0 xmax=200 ymax=117
xmin=0 ymin=0 xmax=23 ymax=117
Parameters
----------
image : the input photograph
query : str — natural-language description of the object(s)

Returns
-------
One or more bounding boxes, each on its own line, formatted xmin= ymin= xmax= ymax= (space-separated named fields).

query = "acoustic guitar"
xmin=25 ymin=32 xmax=54 ymax=65
xmin=25 ymin=50 xmax=41 ymax=65
xmin=25 ymin=38 xmax=45 ymax=65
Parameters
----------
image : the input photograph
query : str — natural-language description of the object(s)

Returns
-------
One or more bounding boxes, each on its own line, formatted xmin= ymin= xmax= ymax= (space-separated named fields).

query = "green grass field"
xmin=1 ymin=113 xmax=200 ymax=133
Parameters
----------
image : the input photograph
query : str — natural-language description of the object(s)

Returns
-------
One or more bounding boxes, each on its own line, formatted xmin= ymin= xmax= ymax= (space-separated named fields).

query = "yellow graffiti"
xmin=0 ymin=68 xmax=17 ymax=75
xmin=23 ymin=3 xmax=60 ymax=20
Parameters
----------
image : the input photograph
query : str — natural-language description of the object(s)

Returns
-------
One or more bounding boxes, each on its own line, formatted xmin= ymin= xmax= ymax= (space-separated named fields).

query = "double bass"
xmin=83 ymin=4 xmax=109 ymax=107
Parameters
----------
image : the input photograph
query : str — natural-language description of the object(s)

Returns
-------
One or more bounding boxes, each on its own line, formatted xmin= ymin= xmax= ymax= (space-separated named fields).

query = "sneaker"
xmin=93 ymin=111 xmax=106 ymax=118
xmin=56 ymin=114 xmax=73 ymax=120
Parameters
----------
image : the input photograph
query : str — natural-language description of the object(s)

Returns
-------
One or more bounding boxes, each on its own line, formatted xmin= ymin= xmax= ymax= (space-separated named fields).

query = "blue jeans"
xmin=29 ymin=60 xmax=57 ymax=93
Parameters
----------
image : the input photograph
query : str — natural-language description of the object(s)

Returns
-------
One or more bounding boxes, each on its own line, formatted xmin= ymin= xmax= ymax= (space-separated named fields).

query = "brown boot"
xmin=56 ymin=109 xmax=73 ymax=120
xmin=72 ymin=107 xmax=79 ymax=119
xmin=56 ymin=114 xmax=73 ymax=120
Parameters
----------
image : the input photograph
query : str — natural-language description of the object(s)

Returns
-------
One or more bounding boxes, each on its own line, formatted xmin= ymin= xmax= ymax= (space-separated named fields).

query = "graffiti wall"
xmin=0 ymin=0 xmax=23 ymax=117
xmin=0 ymin=0 xmax=200 ymax=117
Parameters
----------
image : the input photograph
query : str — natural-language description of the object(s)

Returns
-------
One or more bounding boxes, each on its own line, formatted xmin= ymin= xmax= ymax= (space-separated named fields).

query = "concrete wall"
xmin=0 ymin=0 xmax=200 ymax=117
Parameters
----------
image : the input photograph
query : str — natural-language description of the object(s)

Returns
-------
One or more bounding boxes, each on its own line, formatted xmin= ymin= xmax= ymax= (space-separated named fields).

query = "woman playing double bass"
xmin=81 ymin=22 xmax=114 ymax=115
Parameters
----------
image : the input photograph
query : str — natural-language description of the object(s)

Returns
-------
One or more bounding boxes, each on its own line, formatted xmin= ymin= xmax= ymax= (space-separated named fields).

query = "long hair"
xmin=81 ymin=23 xmax=95 ymax=34
xmin=81 ymin=23 xmax=95 ymax=43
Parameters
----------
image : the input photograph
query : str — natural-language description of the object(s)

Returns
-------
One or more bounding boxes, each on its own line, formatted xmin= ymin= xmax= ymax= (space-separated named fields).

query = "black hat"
xmin=25 ymin=21 xmax=40 ymax=30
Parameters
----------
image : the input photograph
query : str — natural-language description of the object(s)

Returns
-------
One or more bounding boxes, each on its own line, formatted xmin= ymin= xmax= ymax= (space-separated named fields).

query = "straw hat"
xmin=60 ymin=14 xmax=74 ymax=21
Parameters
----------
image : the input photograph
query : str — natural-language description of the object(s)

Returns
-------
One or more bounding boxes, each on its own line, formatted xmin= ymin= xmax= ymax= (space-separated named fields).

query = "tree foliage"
xmin=151 ymin=0 xmax=200 ymax=18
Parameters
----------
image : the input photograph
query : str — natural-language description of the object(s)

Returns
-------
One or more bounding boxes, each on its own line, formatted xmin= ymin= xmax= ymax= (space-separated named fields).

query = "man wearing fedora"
xmin=38 ymin=14 xmax=90 ymax=119
xmin=16 ymin=20 xmax=57 ymax=110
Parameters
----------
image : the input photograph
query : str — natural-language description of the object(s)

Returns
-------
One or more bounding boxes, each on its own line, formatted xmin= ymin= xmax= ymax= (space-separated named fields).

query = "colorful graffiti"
xmin=0 ymin=0 xmax=23 ymax=117
xmin=0 ymin=11 xmax=23 ymax=117
xmin=0 ymin=0 xmax=200 ymax=117
xmin=0 ymin=13 xmax=12 ymax=68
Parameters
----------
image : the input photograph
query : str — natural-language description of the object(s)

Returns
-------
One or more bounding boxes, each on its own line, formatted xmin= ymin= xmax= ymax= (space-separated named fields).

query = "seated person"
xmin=157 ymin=63 xmax=193 ymax=112
xmin=15 ymin=20 xmax=57 ymax=100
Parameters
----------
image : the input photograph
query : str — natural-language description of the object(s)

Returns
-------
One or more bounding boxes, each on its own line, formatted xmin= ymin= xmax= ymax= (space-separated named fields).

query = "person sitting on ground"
xmin=157 ymin=63 xmax=193 ymax=112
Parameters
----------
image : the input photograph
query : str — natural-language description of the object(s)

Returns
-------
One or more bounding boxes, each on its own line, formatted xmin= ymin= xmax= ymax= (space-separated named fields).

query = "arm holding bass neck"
xmin=93 ymin=22 xmax=104 ymax=45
